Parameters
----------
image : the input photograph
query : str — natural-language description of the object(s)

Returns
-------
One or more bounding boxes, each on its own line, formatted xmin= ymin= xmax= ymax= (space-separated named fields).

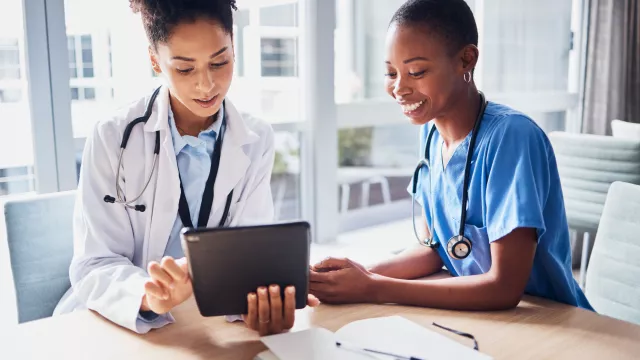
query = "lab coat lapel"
xmin=209 ymin=100 xmax=259 ymax=224
xmin=144 ymin=86 xmax=181 ymax=262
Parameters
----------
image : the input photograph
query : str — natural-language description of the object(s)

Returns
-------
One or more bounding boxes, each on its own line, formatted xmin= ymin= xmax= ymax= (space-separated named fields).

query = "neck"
xmin=169 ymin=92 xmax=215 ymax=137
xmin=433 ymin=85 xmax=481 ymax=147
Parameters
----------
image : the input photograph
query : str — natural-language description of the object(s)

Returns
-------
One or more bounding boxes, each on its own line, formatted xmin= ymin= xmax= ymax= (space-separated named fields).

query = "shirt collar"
xmin=168 ymin=102 xmax=225 ymax=156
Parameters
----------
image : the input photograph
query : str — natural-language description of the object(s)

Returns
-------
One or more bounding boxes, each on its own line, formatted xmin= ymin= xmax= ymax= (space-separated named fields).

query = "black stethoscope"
xmin=410 ymin=91 xmax=488 ymax=260
xmin=104 ymin=86 xmax=233 ymax=228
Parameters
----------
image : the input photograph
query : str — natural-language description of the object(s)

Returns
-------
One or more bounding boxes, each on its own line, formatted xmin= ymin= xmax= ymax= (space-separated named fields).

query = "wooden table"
xmin=5 ymin=292 xmax=640 ymax=360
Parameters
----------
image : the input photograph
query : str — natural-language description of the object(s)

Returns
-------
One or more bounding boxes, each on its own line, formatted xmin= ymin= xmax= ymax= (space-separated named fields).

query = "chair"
xmin=585 ymin=182 xmax=640 ymax=326
xmin=548 ymin=132 xmax=640 ymax=288
xmin=3 ymin=191 xmax=76 ymax=323
xmin=337 ymin=167 xmax=392 ymax=212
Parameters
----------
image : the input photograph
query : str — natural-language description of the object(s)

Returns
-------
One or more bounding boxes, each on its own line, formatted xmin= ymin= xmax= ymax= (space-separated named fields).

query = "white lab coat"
xmin=53 ymin=85 xmax=275 ymax=333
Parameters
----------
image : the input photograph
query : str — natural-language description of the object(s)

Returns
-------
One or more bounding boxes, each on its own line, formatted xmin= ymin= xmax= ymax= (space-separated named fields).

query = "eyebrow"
xmin=403 ymin=57 xmax=430 ymax=64
xmin=171 ymin=46 xmax=228 ymax=62
xmin=384 ymin=56 xmax=430 ymax=65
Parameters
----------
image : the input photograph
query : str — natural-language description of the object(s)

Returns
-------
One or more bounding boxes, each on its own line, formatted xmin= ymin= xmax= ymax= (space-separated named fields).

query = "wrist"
xmin=366 ymin=273 xmax=386 ymax=304
xmin=366 ymin=261 xmax=385 ymax=275
xmin=140 ymin=294 xmax=151 ymax=312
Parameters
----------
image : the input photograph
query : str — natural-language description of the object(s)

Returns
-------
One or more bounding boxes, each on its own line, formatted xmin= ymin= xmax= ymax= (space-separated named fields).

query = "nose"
xmin=196 ymin=69 xmax=215 ymax=94
xmin=392 ymin=75 xmax=412 ymax=98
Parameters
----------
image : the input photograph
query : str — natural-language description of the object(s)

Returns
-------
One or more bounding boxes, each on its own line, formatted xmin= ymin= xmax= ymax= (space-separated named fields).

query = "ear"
xmin=148 ymin=46 xmax=162 ymax=74
xmin=459 ymin=44 xmax=479 ymax=74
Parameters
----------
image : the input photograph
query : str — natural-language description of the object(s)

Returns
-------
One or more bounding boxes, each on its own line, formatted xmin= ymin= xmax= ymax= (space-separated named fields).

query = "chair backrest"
xmin=3 ymin=191 xmax=76 ymax=323
xmin=548 ymin=132 xmax=640 ymax=232
xmin=585 ymin=181 xmax=640 ymax=325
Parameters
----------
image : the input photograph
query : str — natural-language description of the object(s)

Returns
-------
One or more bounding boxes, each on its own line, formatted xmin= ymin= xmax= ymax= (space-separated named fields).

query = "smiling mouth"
xmin=400 ymin=100 xmax=425 ymax=114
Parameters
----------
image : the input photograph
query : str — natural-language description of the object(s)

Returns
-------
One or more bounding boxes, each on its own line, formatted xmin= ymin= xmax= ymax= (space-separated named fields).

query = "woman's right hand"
xmin=141 ymin=256 xmax=193 ymax=314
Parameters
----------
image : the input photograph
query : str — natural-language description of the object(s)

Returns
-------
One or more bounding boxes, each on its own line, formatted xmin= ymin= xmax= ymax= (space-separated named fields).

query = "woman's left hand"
xmin=243 ymin=285 xmax=319 ymax=336
xmin=309 ymin=257 xmax=378 ymax=304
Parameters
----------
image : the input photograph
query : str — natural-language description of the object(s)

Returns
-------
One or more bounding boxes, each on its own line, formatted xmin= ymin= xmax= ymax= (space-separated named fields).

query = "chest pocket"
xmin=449 ymin=219 xmax=492 ymax=276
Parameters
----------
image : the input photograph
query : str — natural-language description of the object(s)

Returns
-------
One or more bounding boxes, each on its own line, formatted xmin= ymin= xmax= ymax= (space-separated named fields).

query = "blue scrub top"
xmin=409 ymin=101 xmax=593 ymax=310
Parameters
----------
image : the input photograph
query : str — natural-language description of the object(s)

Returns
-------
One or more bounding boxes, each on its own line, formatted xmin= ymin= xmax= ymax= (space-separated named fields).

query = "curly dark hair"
xmin=130 ymin=0 xmax=237 ymax=47
xmin=390 ymin=0 xmax=478 ymax=55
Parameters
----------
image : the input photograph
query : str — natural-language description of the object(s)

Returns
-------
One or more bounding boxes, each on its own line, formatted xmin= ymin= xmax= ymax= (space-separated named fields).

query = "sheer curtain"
xmin=582 ymin=0 xmax=640 ymax=135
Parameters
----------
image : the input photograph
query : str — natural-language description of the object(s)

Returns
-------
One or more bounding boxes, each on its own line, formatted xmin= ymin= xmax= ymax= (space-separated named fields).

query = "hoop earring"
xmin=463 ymin=71 xmax=472 ymax=83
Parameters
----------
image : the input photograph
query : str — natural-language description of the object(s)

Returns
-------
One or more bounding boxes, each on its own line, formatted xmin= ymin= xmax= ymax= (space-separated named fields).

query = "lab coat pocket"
xmin=451 ymin=219 xmax=492 ymax=276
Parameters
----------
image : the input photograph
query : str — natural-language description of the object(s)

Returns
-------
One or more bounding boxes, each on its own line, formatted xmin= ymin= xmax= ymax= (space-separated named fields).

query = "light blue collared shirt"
xmin=138 ymin=104 xmax=229 ymax=324
xmin=164 ymin=104 xmax=224 ymax=258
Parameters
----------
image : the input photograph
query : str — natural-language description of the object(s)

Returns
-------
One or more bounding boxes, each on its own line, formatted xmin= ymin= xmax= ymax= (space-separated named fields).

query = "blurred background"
xmin=0 ymin=0 xmax=583 ymax=230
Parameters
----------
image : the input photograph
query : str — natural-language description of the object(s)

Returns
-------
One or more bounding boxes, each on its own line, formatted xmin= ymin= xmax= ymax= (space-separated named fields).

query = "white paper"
xmin=260 ymin=328 xmax=372 ymax=360
xmin=336 ymin=316 xmax=492 ymax=360
xmin=260 ymin=316 xmax=492 ymax=360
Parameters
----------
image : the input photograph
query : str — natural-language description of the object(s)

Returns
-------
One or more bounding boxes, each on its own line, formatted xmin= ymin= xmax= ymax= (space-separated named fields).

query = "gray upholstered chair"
xmin=3 ymin=191 xmax=76 ymax=323
xmin=585 ymin=181 xmax=640 ymax=325
xmin=548 ymin=132 xmax=640 ymax=288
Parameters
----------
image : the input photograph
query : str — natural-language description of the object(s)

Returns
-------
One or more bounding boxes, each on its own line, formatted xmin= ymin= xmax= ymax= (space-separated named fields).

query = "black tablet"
xmin=181 ymin=221 xmax=311 ymax=317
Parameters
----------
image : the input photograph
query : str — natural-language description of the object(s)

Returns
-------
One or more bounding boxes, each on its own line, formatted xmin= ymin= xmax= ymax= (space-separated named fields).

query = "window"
xmin=107 ymin=33 xmax=113 ymax=78
xmin=333 ymin=0 xmax=582 ymax=234
xmin=83 ymin=87 xmax=95 ymax=100
xmin=67 ymin=34 xmax=96 ymax=102
xmin=1 ymin=0 xmax=591 ymax=248
xmin=478 ymin=0 xmax=575 ymax=132
xmin=0 ymin=88 xmax=22 ymax=103
xmin=0 ymin=1 xmax=36 ymax=196
xmin=0 ymin=38 xmax=21 ymax=80
xmin=80 ymin=35 xmax=94 ymax=77
xmin=69 ymin=86 xmax=95 ymax=101
xmin=68 ymin=35 xmax=95 ymax=79
xmin=228 ymin=0 xmax=304 ymax=221
xmin=233 ymin=9 xmax=250 ymax=77
xmin=62 ymin=0 xmax=306 ymax=222
xmin=260 ymin=3 xmax=298 ymax=27
xmin=64 ymin=0 xmax=149 ymax=139
xmin=271 ymin=130 xmax=302 ymax=221
xmin=67 ymin=36 xmax=77 ymax=78
xmin=261 ymin=38 xmax=298 ymax=77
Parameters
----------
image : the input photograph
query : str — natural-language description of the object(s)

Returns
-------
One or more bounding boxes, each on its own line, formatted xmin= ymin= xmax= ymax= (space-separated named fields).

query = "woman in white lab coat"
xmin=54 ymin=0 xmax=318 ymax=335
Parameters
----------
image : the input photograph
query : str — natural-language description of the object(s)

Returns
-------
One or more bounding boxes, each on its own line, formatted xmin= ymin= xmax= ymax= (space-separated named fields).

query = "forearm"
xmin=370 ymin=272 xmax=522 ymax=310
xmin=368 ymin=244 xmax=443 ymax=279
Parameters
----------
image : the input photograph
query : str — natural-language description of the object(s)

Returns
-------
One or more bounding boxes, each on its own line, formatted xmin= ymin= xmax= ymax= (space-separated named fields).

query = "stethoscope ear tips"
xmin=104 ymin=194 xmax=145 ymax=212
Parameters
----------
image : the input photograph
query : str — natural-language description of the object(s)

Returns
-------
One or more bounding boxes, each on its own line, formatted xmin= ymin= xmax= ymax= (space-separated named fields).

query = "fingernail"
xmin=270 ymin=285 xmax=279 ymax=293
xmin=259 ymin=288 xmax=267 ymax=295
xmin=248 ymin=293 xmax=255 ymax=300
xmin=287 ymin=287 xmax=295 ymax=294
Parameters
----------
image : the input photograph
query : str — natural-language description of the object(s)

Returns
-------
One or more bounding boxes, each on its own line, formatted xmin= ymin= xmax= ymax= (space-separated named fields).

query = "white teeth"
xmin=197 ymin=95 xmax=215 ymax=102
xmin=401 ymin=100 xmax=424 ymax=113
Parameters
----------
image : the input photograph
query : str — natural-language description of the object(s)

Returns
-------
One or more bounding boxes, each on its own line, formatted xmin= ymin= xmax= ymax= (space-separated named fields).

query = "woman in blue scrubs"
xmin=309 ymin=0 xmax=592 ymax=311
